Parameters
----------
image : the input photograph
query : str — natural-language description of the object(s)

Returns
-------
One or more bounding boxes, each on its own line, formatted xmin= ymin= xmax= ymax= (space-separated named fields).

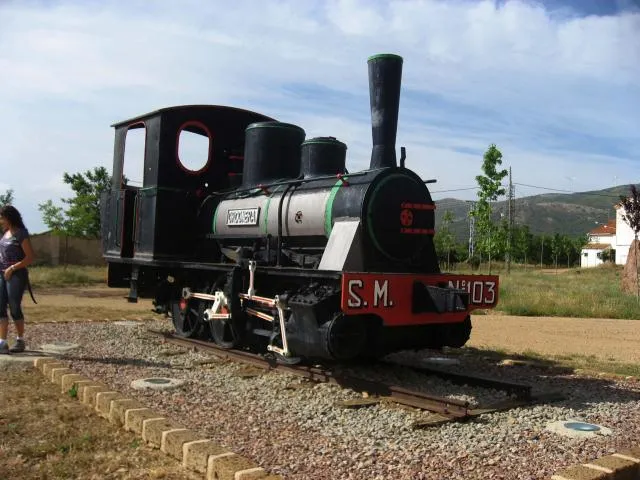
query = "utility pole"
xmin=507 ymin=167 xmax=514 ymax=274
xmin=468 ymin=201 xmax=476 ymax=260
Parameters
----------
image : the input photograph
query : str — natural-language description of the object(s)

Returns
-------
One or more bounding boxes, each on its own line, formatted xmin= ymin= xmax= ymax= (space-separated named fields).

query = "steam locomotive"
xmin=100 ymin=54 xmax=499 ymax=363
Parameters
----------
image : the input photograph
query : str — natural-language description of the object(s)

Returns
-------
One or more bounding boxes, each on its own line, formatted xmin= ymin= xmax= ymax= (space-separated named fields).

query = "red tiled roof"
xmin=583 ymin=243 xmax=613 ymax=250
xmin=588 ymin=219 xmax=616 ymax=235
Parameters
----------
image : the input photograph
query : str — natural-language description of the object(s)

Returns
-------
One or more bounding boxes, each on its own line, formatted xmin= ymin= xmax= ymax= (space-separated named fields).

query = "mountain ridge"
xmin=433 ymin=184 xmax=638 ymax=241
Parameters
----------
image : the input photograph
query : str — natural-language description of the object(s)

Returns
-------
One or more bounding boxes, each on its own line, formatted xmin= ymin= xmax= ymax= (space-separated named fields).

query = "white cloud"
xmin=0 ymin=0 xmax=638 ymax=232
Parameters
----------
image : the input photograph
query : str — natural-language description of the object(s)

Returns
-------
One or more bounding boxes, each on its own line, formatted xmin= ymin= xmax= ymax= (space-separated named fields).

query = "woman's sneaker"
xmin=9 ymin=339 xmax=25 ymax=353
xmin=0 ymin=342 xmax=9 ymax=354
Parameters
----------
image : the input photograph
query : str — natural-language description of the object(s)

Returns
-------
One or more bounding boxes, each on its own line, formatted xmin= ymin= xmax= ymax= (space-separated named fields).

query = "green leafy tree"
xmin=600 ymin=248 xmax=614 ymax=263
xmin=550 ymin=233 xmax=562 ymax=271
xmin=38 ymin=200 xmax=66 ymax=233
xmin=470 ymin=144 xmax=508 ymax=272
xmin=512 ymin=224 xmax=533 ymax=265
xmin=0 ymin=189 xmax=14 ymax=208
xmin=435 ymin=210 xmax=456 ymax=270
xmin=38 ymin=167 xmax=112 ymax=238
xmin=561 ymin=235 xmax=574 ymax=268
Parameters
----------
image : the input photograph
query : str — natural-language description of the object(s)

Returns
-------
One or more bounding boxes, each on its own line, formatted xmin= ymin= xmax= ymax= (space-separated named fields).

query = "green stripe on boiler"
xmin=324 ymin=177 xmax=348 ymax=237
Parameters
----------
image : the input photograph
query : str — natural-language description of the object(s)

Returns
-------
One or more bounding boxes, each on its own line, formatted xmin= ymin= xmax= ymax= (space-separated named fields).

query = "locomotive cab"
xmin=100 ymin=105 xmax=275 ymax=285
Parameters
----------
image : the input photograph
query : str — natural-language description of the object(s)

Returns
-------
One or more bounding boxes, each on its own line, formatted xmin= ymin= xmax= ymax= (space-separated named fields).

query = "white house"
xmin=615 ymin=203 xmax=636 ymax=265
xmin=580 ymin=219 xmax=616 ymax=268
xmin=580 ymin=202 xmax=637 ymax=267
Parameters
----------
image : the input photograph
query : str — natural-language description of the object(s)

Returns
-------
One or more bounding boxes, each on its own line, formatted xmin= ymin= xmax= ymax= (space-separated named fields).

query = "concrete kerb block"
xmin=550 ymin=464 xmax=609 ymax=480
xmin=589 ymin=454 xmax=640 ymax=480
xmin=51 ymin=367 xmax=73 ymax=384
xmin=109 ymin=399 xmax=146 ymax=426
xmin=183 ymin=440 xmax=228 ymax=474
xmin=160 ymin=428 xmax=201 ymax=460
xmin=615 ymin=447 xmax=640 ymax=462
xmin=60 ymin=374 xmax=86 ymax=394
xmin=42 ymin=361 xmax=67 ymax=378
xmin=160 ymin=428 xmax=190 ymax=453
xmin=125 ymin=408 xmax=164 ymax=435
xmin=142 ymin=418 xmax=183 ymax=447
xmin=81 ymin=384 xmax=111 ymax=406
xmin=31 ymin=357 xmax=282 ymax=480
xmin=551 ymin=448 xmax=640 ymax=480
xmin=234 ymin=467 xmax=269 ymax=480
xmin=207 ymin=452 xmax=263 ymax=480
xmin=95 ymin=391 xmax=127 ymax=419
xmin=33 ymin=357 xmax=55 ymax=370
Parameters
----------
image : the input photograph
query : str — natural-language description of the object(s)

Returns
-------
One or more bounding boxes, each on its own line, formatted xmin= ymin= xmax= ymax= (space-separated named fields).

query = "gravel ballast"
xmin=23 ymin=319 xmax=640 ymax=480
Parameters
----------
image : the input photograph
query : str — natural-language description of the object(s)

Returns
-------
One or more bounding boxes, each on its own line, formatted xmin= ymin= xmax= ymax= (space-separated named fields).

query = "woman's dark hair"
xmin=0 ymin=205 xmax=26 ymax=229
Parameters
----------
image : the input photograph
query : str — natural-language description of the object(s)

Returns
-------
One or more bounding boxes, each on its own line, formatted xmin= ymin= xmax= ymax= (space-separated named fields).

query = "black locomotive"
xmin=100 ymin=54 xmax=499 ymax=363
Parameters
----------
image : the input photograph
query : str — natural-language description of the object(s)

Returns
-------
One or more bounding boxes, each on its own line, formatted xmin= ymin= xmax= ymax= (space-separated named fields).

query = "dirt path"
xmin=469 ymin=314 xmax=640 ymax=364
xmin=21 ymin=286 xmax=640 ymax=365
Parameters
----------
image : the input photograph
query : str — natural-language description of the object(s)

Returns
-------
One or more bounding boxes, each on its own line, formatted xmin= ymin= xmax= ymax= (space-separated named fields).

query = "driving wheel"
xmin=209 ymin=305 xmax=242 ymax=349
xmin=170 ymin=296 xmax=203 ymax=338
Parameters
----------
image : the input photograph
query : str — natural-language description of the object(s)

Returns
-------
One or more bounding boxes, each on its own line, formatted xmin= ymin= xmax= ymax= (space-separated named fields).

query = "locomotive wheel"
xmin=170 ymin=297 xmax=203 ymax=338
xmin=209 ymin=306 xmax=241 ymax=349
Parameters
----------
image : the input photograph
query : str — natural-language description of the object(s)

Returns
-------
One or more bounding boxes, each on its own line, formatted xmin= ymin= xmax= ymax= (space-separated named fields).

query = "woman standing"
xmin=0 ymin=205 xmax=35 ymax=354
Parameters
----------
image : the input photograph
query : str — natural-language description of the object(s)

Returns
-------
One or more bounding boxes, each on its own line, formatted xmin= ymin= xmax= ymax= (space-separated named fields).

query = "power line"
xmin=513 ymin=182 xmax=627 ymax=199
xmin=430 ymin=186 xmax=480 ymax=193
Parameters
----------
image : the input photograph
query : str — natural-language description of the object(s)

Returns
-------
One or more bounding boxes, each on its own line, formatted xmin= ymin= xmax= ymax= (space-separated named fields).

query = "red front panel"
xmin=340 ymin=272 xmax=499 ymax=326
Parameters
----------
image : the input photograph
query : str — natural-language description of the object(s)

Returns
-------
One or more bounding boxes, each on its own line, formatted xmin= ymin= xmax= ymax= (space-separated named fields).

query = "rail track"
xmin=149 ymin=329 xmax=562 ymax=426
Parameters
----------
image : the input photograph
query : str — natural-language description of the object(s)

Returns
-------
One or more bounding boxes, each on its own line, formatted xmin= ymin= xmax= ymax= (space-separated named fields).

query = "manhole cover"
xmin=564 ymin=422 xmax=601 ymax=432
xmin=131 ymin=377 xmax=185 ymax=390
xmin=545 ymin=420 xmax=611 ymax=438
xmin=145 ymin=378 xmax=171 ymax=384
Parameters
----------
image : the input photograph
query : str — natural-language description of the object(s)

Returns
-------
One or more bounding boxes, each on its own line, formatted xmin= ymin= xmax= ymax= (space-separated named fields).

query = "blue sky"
xmin=0 ymin=0 xmax=638 ymax=233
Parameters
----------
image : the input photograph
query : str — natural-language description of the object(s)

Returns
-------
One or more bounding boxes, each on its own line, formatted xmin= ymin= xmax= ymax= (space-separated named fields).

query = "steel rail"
xmin=381 ymin=360 xmax=533 ymax=400
xmin=148 ymin=330 xmax=472 ymax=419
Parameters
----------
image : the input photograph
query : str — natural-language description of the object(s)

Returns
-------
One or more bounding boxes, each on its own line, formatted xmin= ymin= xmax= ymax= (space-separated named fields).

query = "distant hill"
xmin=433 ymin=184 xmax=638 ymax=241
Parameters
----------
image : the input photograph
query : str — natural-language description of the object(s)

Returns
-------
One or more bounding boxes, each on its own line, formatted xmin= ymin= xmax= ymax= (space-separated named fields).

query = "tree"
xmin=469 ymin=144 xmax=508 ymax=273
xmin=38 ymin=200 xmax=66 ymax=233
xmin=512 ymin=224 xmax=533 ymax=265
xmin=561 ymin=235 xmax=574 ymax=268
xmin=38 ymin=167 xmax=112 ymax=238
xmin=0 ymin=189 xmax=14 ymax=208
xmin=550 ymin=233 xmax=562 ymax=272
xmin=434 ymin=210 xmax=456 ymax=271
xmin=619 ymin=185 xmax=640 ymax=297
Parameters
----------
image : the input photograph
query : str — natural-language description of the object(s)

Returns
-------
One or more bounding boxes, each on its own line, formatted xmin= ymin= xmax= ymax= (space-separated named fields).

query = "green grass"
xmin=27 ymin=265 xmax=106 ymax=288
xmin=455 ymin=262 xmax=640 ymax=319
xmin=24 ymin=262 xmax=640 ymax=319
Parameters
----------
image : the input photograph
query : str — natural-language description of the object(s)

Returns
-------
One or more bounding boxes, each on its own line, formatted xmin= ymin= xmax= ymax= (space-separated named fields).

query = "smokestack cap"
xmin=367 ymin=53 xmax=403 ymax=62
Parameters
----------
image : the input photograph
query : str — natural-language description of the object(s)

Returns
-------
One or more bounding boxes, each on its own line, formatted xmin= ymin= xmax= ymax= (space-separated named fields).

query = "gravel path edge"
xmin=33 ymin=356 xmax=284 ymax=480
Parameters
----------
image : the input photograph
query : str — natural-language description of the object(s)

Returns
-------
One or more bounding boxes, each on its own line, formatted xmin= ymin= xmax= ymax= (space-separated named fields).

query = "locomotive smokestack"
xmin=368 ymin=53 xmax=403 ymax=170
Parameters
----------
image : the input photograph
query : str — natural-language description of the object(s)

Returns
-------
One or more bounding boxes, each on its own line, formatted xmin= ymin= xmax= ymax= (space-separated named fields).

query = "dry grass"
xmin=23 ymin=286 xmax=162 ymax=324
xmin=454 ymin=263 xmax=640 ymax=319
xmin=28 ymin=265 xmax=107 ymax=288
xmin=0 ymin=364 xmax=199 ymax=480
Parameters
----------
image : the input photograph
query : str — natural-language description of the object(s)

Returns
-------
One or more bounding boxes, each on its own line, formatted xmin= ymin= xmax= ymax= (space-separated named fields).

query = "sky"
xmin=0 ymin=0 xmax=638 ymax=233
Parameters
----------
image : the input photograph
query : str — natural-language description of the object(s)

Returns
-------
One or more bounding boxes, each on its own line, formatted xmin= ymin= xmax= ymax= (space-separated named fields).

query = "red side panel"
xmin=340 ymin=273 xmax=499 ymax=326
